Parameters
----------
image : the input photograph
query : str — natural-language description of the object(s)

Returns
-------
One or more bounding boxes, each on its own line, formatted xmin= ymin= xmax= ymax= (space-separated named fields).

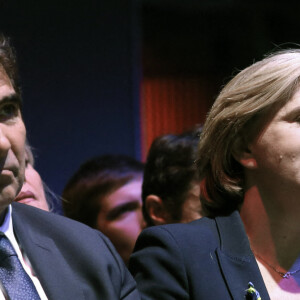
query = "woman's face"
xmin=248 ymin=88 xmax=300 ymax=193
xmin=96 ymin=178 xmax=145 ymax=265
xmin=14 ymin=158 xmax=49 ymax=211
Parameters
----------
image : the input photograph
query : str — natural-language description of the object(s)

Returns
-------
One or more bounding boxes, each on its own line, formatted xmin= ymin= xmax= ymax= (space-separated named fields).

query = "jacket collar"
xmin=11 ymin=202 xmax=85 ymax=300
xmin=215 ymin=211 xmax=270 ymax=300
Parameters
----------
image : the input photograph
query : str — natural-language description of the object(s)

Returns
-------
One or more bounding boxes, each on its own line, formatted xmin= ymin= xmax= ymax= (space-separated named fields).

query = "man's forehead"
xmin=0 ymin=66 xmax=15 ymax=100
xmin=0 ymin=66 xmax=12 ymax=85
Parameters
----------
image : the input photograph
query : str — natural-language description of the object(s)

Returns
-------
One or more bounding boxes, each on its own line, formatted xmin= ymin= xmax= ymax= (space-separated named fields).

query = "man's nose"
xmin=0 ymin=127 xmax=11 ymax=153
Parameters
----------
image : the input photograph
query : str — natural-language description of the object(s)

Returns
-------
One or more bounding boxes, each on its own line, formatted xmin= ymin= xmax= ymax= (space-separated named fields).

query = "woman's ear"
xmin=232 ymin=135 xmax=257 ymax=169
xmin=145 ymin=195 xmax=169 ymax=225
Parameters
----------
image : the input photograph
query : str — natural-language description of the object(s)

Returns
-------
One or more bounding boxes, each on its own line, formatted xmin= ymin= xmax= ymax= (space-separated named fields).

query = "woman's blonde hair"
xmin=197 ymin=49 xmax=300 ymax=216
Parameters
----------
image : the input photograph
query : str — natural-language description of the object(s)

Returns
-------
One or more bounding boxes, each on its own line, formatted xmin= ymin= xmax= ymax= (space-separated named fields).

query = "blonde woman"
xmin=130 ymin=49 xmax=300 ymax=299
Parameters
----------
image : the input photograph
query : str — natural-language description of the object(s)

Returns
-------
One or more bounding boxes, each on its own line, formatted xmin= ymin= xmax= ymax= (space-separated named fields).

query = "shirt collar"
xmin=0 ymin=205 xmax=12 ymax=236
xmin=0 ymin=205 xmax=22 ymax=254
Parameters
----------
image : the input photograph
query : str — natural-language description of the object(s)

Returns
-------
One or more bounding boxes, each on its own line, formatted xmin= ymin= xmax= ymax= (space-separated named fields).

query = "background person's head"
xmin=62 ymin=154 xmax=145 ymax=264
xmin=142 ymin=126 xmax=202 ymax=226
xmin=197 ymin=49 xmax=300 ymax=217
xmin=14 ymin=143 xmax=52 ymax=211
xmin=0 ymin=34 xmax=26 ymax=212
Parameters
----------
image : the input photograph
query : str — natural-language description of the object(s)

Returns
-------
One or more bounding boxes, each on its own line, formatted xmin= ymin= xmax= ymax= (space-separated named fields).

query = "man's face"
xmin=96 ymin=178 xmax=145 ymax=265
xmin=0 ymin=68 xmax=26 ymax=213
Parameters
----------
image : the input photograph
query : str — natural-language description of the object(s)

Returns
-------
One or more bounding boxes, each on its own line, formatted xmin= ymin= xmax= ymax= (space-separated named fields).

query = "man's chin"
xmin=0 ymin=184 xmax=20 ymax=208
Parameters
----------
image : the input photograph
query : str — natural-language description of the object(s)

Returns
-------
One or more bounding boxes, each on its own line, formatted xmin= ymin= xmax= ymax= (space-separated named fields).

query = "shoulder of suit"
xmin=11 ymin=202 xmax=104 ymax=238
xmin=140 ymin=216 xmax=219 ymax=246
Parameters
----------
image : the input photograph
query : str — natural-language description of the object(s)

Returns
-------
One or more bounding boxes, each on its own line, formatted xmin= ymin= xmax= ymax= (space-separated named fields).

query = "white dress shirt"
xmin=0 ymin=205 xmax=48 ymax=300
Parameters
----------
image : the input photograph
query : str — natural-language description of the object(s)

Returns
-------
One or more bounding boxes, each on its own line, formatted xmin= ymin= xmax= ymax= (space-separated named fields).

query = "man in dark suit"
xmin=0 ymin=34 xmax=139 ymax=299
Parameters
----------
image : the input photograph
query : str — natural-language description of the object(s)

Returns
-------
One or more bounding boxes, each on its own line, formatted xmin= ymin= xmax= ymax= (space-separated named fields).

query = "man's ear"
xmin=232 ymin=135 xmax=257 ymax=169
xmin=145 ymin=195 xmax=169 ymax=225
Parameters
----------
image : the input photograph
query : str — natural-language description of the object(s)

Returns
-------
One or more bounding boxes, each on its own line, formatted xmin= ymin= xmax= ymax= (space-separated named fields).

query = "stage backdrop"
xmin=0 ymin=0 xmax=142 ymax=200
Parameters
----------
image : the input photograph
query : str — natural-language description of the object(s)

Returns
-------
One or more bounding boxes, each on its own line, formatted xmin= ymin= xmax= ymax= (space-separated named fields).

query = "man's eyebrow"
xmin=106 ymin=201 xmax=141 ymax=220
xmin=0 ymin=93 xmax=22 ymax=106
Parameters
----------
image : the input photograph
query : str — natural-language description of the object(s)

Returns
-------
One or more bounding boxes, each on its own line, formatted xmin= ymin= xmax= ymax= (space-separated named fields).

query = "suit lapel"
xmin=215 ymin=211 xmax=270 ymax=300
xmin=11 ymin=204 xmax=85 ymax=300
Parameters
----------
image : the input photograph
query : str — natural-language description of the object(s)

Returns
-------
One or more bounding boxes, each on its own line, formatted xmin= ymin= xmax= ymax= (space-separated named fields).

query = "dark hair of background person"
xmin=142 ymin=125 xmax=202 ymax=226
xmin=62 ymin=154 xmax=144 ymax=227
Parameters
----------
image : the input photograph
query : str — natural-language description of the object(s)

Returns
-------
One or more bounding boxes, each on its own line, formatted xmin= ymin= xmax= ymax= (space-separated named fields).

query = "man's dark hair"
xmin=62 ymin=154 xmax=144 ymax=227
xmin=142 ymin=126 xmax=202 ymax=226
xmin=0 ymin=34 xmax=20 ymax=95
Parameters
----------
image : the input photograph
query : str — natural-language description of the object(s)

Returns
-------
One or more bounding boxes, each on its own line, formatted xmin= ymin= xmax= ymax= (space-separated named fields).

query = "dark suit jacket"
xmin=11 ymin=202 xmax=140 ymax=300
xmin=129 ymin=210 xmax=270 ymax=300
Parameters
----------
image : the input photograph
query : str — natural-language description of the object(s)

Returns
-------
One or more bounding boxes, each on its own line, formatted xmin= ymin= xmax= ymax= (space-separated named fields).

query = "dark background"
xmin=0 ymin=0 xmax=299 ymax=202
xmin=0 ymin=0 xmax=141 ymax=199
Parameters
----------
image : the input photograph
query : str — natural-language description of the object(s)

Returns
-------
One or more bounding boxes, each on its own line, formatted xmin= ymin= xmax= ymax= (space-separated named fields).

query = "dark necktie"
xmin=0 ymin=234 xmax=41 ymax=300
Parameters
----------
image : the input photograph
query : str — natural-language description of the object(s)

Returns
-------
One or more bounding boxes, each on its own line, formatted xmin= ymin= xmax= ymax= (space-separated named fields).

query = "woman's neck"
xmin=241 ymin=185 xmax=300 ymax=270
